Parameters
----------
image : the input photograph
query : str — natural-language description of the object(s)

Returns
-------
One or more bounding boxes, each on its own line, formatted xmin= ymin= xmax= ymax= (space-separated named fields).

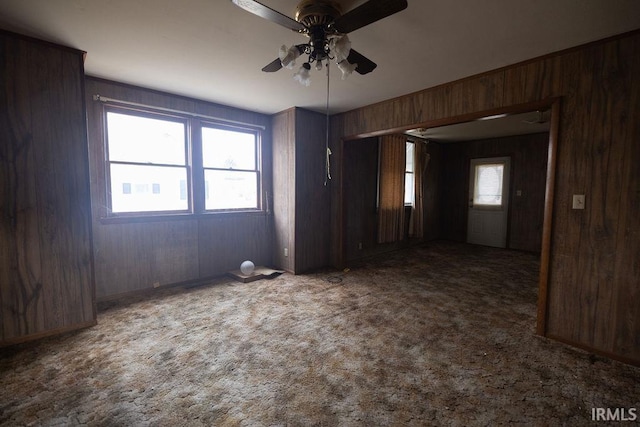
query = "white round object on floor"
xmin=240 ymin=260 xmax=255 ymax=275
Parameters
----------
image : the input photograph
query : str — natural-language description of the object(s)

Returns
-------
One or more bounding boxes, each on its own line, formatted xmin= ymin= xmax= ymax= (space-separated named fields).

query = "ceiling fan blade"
xmin=347 ymin=49 xmax=377 ymax=75
xmin=261 ymin=45 xmax=307 ymax=72
xmin=333 ymin=0 xmax=408 ymax=34
xmin=262 ymin=58 xmax=283 ymax=72
xmin=231 ymin=0 xmax=306 ymax=32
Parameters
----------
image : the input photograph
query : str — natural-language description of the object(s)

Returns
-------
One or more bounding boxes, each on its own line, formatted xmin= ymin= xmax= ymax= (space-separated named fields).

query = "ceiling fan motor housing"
xmin=295 ymin=0 xmax=342 ymax=27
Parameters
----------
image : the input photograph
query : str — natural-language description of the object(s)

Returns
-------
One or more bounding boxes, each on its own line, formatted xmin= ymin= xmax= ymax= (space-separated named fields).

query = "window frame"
xmin=199 ymin=121 xmax=262 ymax=213
xmin=404 ymin=140 xmax=415 ymax=207
xmin=102 ymin=104 xmax=264 ymax=220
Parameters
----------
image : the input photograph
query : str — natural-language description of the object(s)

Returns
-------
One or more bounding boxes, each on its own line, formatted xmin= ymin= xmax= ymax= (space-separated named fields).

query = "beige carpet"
xmin=1 ymin=241 xmax=638 ymax=426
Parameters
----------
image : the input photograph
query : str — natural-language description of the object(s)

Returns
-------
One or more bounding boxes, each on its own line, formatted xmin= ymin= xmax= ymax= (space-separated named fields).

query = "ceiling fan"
xmin=231 ymin=0 xmax=408 ymax=85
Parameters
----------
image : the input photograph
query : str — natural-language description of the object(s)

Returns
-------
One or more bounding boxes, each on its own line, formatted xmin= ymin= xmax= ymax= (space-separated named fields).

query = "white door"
xmin=467 ymin=157 xmax=510 ymax=248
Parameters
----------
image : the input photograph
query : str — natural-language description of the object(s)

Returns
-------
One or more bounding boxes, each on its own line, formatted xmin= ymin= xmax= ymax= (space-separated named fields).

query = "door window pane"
xmin=473 ymin=164 xmax=504 ymax=206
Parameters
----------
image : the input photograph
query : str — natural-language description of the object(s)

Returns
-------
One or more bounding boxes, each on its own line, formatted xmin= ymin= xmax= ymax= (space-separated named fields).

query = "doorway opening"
xmin=339 ymin=98 xmax=560 ymax=337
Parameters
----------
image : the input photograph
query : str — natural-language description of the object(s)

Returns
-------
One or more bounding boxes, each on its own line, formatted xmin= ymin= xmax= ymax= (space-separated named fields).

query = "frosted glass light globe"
xmin=240 ymin=260 xmax=255 ymax=275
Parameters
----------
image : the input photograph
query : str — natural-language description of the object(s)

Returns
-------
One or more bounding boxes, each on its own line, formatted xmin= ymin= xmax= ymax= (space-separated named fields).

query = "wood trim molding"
xmin=536 ymin=98 xmax=561 ymax=336
xmin=545 ymin=334 xmax=640 ymax=368
xmin=0 ymin=321 xmax=97 ymax=348
xmin=341 ymin=98 xmax=561 ymax=142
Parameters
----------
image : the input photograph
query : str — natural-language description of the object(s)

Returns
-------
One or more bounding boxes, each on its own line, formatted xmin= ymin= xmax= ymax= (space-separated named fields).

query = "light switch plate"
xmin=572 ymin=194 xmax=585 ymax=209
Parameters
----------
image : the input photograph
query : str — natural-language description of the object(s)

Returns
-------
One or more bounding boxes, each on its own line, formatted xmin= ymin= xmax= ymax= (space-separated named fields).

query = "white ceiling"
xmin=1 ymin=0 xmax=639 ymax=116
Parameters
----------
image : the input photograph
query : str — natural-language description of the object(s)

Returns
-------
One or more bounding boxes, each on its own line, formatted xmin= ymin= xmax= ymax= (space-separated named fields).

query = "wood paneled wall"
xmin=331 ymin=31 xmax=640 ymax=365
xmin=271 ymin=107 xmax=330 ymax=273
xmin=1 ymin=31 xmax=95 ymax=345
xmin=441 ymin=133 xmax=549 ymax=252
xmin=272 ymin=109 xmax=296 ymax=272
xmin=85 ymin=78 xmax=272 ymax=299
xmin=343 ymin=138 xmax=379 ymax=260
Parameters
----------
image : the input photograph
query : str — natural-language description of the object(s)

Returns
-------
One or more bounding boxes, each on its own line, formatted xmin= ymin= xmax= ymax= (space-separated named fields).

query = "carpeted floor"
xmin=1 ymin=241 xmax=638 ymax=426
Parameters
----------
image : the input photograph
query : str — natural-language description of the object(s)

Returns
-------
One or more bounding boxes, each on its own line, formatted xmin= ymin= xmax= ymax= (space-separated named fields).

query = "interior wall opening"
xmin=339 ymin=99 xmax=560 ymax=336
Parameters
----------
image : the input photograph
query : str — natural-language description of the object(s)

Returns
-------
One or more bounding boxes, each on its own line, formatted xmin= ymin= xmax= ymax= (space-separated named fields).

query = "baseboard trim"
xmin=545 ymin=333 xmax=640 ymax=368
xmin=0 ymin=320 xmax=97 ymax=348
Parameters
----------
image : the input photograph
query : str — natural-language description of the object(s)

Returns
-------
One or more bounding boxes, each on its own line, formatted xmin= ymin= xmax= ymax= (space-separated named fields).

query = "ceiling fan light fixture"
xmin=294 ymin=62 xmax=312 ymax=86
xmin=279 ymin=44 xmax=301 ymax=69
xmin=331 ymin=35 xmax=352 ymax=63
xmin=337 ymin=59 xmax=357 ymax=80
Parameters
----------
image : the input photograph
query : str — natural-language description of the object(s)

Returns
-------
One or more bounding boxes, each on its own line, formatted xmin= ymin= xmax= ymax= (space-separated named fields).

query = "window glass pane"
xmin=106 ymin=112 xmax=186 ymax=165
xmin=473 ymin=164 xmax=504 ymax=205
xmin=404 ymin=172 xmax=414 ymax=205
xmin=405 ymin=142 xmax=414 ymax=173
xmin=110 ymin=164 xmax=188 ymax=212
xmin=202 ymin=127 xmax=256 ymax=170
xmin=205 ymin=170 xmax=257 ymax=210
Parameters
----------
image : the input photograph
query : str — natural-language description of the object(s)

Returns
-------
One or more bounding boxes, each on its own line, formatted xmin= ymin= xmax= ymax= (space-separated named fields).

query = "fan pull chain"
xmin=324 ymin=60 xmax=332 ymax=186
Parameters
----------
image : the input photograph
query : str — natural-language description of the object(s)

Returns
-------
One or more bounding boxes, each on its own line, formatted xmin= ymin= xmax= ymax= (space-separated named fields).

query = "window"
xmin=104 ymin=106 xmax=262 ymax=216
xmin=106 ymin=111 xmax=188 ymax=213
xmin=202 ymin=126 xmax=259 ymax=210
xmin=404 ymin=141 xmax=415 ymax=206
xmin=473 ymin=163 xmax=505 ymax=206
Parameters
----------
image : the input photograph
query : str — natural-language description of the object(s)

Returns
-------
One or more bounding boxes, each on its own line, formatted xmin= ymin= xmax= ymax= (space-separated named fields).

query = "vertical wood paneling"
xmin=271 ymin=108 xmax=330 ymax=273
xmin=503 ymin=56 xmax=562 ymax=105
xmin=94 ymin=221 xmax=199 ymax=297
xmin=329 ymin=115 xmax=346 ymax=267
xmin=0 ymin=35 xmax=45 ymax=339
xmin=547 ymin=36 xmax=640 ymax=361
xmin=343 ymin=138 xmax=379 ymax=261
xmin=198 ymin=215 xmax=272 ymax=277
xmin=422 ymin=142 xmax=443 ymax=241
xmin=294 ymin=108 xmax=331 ymax=272
xmin=1 ymin=31 xmax=95 ymax=345
xmin=611 ymin=36 xmax=640 ymax=361
xmin=337 ymin=72 xmax=504 ymax=137
xmin=271 ymin=109 xmax=295 ymax=272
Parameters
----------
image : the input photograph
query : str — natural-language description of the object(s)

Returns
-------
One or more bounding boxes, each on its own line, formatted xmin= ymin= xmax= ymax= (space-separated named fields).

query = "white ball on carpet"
xmin=240 ymin=260 xmax=255 ymax=275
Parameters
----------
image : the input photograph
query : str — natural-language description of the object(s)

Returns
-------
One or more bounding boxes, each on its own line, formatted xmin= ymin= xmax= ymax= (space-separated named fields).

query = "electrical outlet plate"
xmin=572 ymin=194 xmax=585 ymax=209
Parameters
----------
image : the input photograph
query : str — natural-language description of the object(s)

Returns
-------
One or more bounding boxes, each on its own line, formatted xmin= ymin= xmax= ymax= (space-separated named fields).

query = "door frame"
xmin=467 ymin=156 xmax=511 ymax=248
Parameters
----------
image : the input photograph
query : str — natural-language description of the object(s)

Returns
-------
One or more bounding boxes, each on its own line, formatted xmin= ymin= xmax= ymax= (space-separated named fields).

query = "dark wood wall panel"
xmin=198 ymin=214 xmax=272 ymax=277
xmin=271 ymin=109 xmax=295 ymax=272
xmin=339 ymin=73 xmax=505 ymax=138
xmin=271 ymin=108 xmax=330 ymax=273
xmin=1 ymin=31 xmax=95 ymax=344
xmin=94 ymin=221 xmax=199 ymax=297
xmin=343 ymin=138 xmax=379 ymax=261
xmin=503 ymin=56 xmax=562 ymax=106
xmin=547 ymin=36 xmax=640 ymax=361
xmin=422 ymin=142 xmax=443 ymax=241
xmin=612 ymin=35 xmax=640 ymax=360
xmin=85 ymin=77 xmax=272 ymax=299
xmin=294 ymin=108 xmax=331 ymax=272
xmin=331 ymin=31 xmax=640 ymax=365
